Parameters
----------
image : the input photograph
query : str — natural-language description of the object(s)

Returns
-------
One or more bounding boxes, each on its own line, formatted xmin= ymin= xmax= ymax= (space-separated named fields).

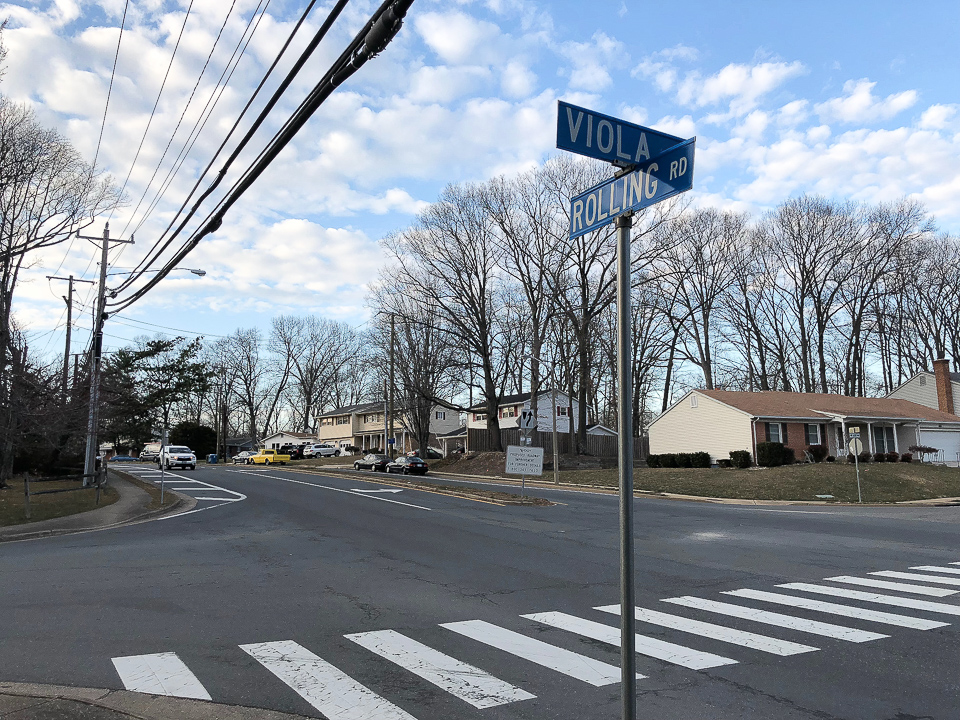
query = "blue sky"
xmin=4 ymin=0 xmax=959 ymax=360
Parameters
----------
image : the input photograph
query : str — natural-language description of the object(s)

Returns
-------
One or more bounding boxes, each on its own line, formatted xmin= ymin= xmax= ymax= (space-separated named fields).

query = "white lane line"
xmin=241 ymin=640 xmax=416 ymax=720
xmin=722 ymin=589 xmax=948 ymax=630
xmin=910 ymin=565 xmax=960 ymax=576
xmin=595 ymin=605 xmax=817 ymax=656
xmin=112 ymin=652 xmax=211 ymax=700
xmin=872 ymin=571 xmax=960 ymax=587
xmin=441 ymin=619 xmax=627 ymax=687
xmin=224 ymin=470 xmax=431 ymax=511
xmin=823 ymin=576 xmax=958 ymax=597
xmin=193 ymin=497 xmax=244 ymax=501
xmin=520 ymin=611 xmax=736 ymax=670
xmin=777 ymin=583 xmax=960 ymax=616
xmin=661 ymin=597 xmax=887 ymax=643
xmin=345 ymin=629 xmax=534 ymax=709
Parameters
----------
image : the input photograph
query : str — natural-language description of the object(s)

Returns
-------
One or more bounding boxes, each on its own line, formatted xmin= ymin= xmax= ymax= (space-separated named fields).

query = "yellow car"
xmin=249 ymin=449 xmax=291 ymax=466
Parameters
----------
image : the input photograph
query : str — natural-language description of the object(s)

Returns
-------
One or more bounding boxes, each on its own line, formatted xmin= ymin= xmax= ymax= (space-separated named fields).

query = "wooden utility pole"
xmin=46 ymin=274 xmax=94 ymax=397
xmin=389 ymin=313 xmax=395 ymax=457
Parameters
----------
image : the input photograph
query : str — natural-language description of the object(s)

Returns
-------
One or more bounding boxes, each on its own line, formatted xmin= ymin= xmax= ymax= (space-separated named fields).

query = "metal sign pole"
xmin=160 ymin=429 xmax=168 ymax=505
xmin=616 ymin=213 xmax=636 ymax=720
xmin=854 ymin=451 xmax=862 ymax=503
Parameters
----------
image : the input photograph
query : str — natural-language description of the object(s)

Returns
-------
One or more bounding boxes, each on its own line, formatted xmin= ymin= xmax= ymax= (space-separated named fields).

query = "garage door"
xmin=919 ymin=429 xmax=960 ymax=463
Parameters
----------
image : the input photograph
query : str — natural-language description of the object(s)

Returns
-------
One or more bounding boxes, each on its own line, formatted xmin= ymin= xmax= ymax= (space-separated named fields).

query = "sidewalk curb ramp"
xmin=0 ymin=682 xmax=314 ymax=720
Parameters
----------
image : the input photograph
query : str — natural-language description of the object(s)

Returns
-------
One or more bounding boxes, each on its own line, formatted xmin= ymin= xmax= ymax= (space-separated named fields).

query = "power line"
xmin=92 ymin=0 xmax=130 ymax=172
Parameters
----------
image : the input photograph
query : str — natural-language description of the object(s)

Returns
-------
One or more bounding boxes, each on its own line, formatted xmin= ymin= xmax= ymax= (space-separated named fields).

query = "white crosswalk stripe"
xmin=823 ymin=575 xmax=958 ymax=596
xmin=521 ymin=611 xmax=737 ymax=670
xmin=777 ymin=582 xmax=960 ymax=616
xmin=871 ymin=571 xmax=960 ymax=586
xmin=345 ymin=629 xmax=535 ymax=709
xmin=440 ymin=619 xmax=626 ymax=686
xmin=240 ymin=640 xmax=417 ymax=720
xmin=595 ymin=605 xmax=818 ymax=656
xmin=661 ymin=597 xmax=887 ymax=642
xmin=910 ymin=565 xmax=960 ymax=576
xmin=111 ymin=652 xmax=211 ymax=700
xmin=722 ymin=589 xmax=948 ymax=630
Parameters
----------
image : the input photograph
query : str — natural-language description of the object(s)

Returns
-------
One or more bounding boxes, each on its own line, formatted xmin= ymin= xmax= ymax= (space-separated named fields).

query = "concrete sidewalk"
xmin=0 ymin=471 xmax=194 ymax=543
xmin=0 ymin=683 xmax=313 ymax=720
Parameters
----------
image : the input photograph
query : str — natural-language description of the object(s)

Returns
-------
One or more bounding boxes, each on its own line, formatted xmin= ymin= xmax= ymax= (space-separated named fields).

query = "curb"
xmin=0 ymin=682 xmax=313 ymax=720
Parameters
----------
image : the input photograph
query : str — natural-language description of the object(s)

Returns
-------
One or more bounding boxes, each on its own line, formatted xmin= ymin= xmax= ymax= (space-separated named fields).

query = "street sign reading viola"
xmin=557 ymin=100 xmax=684 ymax=165
xmin=568 ymin=137 xmax=696 ymax=238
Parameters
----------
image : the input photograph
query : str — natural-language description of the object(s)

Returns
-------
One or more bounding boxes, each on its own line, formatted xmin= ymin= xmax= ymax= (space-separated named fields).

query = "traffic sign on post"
xmin=557 ymin=100 xmax=684 ymax=166
xmin=569 ymin=138 xmax=695 ymax=238
xmin=519 ymin=409 xmax=537 ymax=431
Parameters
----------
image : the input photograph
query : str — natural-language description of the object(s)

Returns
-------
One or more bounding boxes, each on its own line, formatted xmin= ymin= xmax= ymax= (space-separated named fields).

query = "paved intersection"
xmin=3 ymin=463 xmax=960 ymax=719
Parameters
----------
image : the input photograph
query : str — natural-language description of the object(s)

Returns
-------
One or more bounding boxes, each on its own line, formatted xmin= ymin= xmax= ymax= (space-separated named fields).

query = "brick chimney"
xmin=932 ymin=357 xmax=956 ymax=415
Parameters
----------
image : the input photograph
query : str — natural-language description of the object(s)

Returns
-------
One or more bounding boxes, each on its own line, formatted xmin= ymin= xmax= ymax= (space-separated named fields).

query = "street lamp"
xmin=524 ymin=353 xmax=560 ymax=486
xmin=106 ymin=268 xmax=207 ymax=297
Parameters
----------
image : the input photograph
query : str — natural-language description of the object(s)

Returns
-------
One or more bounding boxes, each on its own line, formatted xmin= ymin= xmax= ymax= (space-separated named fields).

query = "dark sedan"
xmin=353 ymin=454 xmax=391 ymax=472
xmin=386 ymin=456 xmax=429 ymax=475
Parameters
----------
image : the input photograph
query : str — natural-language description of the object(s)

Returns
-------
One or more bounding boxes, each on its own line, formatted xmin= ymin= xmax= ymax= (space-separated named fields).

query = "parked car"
xmin=109 ymin=455 xmax=137 ymax=462
xmin=157 ymin=446 xmax=197 ymax=470
xmin=309 ymin=443 xmax=340 ymax=458
xmin=279 ymin=443 xmax=305 ymax=460
xmin=407 ymin=447 xmax=443 ymax=460
xmin=386 ymin=456 xmax=429 ymax=475
xmin=248 ymin=449 xmax=291 ymax=465
xmin=353 ymin=454 xmax=391 ymax=471
xmin=232 ymin=450 xmax=256 ymax=464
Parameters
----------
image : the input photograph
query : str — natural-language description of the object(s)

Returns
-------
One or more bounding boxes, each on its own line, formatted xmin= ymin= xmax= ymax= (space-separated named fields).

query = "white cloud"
xmin=500 ymin=60 xmax=537 ymax=98
xmin=918 ymin=104 xmax=958 ymax=130
xmin=559 ymin=31 xmax=625 ymax=91
xmin=676 ymin=61 xmax=806 ymax=115
xmin=815 ymin=79 xmax=918 ymax=124
xmin=414 ymin=11 xmax=502 ymax=65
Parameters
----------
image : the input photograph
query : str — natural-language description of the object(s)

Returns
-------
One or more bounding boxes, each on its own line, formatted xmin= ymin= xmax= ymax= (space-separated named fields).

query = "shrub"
xmin=675 ymin=453 xmax=693 ymax=468
xmin=900 ymin=452 xmax=913 ymax=463
xmin=344 ymin=445 xmax=360 ymax=453
xmin=717 ymin=459 xmax=732 ymax=468
xmin=691 ymin=451 xmax=711 ymax=468
xmin=756 ymin=441 xmax=785 ymax=467
xmin=783 ymin=447 xmax=796 ymax=465
xmin=646 ymin=454 xmax=661 ymax=468
xmin=729 ymin=450 xmax=752 ymax=469
xmin=885 ymin=451 xmax=899 ymax=463
xmin=873 ymin=452 xmax=886 ymax=463
xmin=908 ymin=444 xmax=938 ymax=462
xmin=826 ymin=455 xmax=836 ymax=463
xmin=661 ymin=453 xmax=679 ymax=468
xmin=808 ymin=444 xmax=828 ymax=463
xmin=847 ymin=452 xmax=857 ymax=463
xmin=858 ymin=451 xmax=872 ymax=463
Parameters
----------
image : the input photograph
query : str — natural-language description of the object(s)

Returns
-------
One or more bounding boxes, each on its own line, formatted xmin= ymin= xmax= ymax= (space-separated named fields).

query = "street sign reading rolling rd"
xmin=557 ymin=100 xmax=684 ymax=166
xmin=568 ymin=137 xmax=696 ymax=238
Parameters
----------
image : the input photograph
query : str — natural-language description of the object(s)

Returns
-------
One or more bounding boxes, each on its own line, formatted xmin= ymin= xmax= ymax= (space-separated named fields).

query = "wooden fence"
xmin=466 ymin=427 xmax=648 ymax=459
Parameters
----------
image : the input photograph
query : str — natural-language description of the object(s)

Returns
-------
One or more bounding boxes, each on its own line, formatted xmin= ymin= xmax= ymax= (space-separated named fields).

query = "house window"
xmin=557 ymin=406 xmax=568 ymax=417
xmin=475 ymin=413 xmax=487 ymax=421
xmin=872 ymin=426 xmax=895 ymax=453
xmin=919 ymin=375 xmax=927 ymax=386
xmin=336 ymin=416 xmax=350 ymax=425
xmin=767 ymin=422 xmax=782 ymax=443
xmin=805 ymin=424 xmax=821 ymax=445
xmin=690 ymin=395 xmax=698 ymax=408
xmin=435 ymin=411 xmax=446 ymax=420
xmin=271 ymin=443 xmax=280 ymax=449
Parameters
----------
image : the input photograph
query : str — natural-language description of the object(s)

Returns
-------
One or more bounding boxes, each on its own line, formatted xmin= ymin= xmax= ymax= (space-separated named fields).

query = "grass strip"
xmin=0 ymin=477 xmax=118 ymax=527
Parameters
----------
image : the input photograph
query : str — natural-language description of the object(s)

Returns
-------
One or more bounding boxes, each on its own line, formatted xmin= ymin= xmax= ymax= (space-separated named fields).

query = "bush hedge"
xmin=900 ymin=452 xmax=913 ymax=463
xmin=885 ymin=451 xmax=899 ymax=463
xmin=808 ymin=444 xmax=828 ymax=462
xmin=873 ymin=452 xmax=886 ymax=463
xmin=757 ymin=441 xmax=785 ymax=467
xmin=729 ymin=450 xmax=752 ymax=468
xmin=646 ymin=451 xmax=712 ymax=469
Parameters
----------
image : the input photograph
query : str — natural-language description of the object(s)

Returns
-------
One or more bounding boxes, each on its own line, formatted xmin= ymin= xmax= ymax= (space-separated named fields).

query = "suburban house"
xmin=468 ymin=390 xmax=580 ymax=433
xmin=317 ymin=401 xmax=460 ymax=454
xmin=887 ymin=358 xmax=960 ymax=413
xmin=649 ymin=383 xmax=960 ymax=465
xmin=436 ymin=425 xmax=467 ymax=456
xmin=260 ymin=431 xmax=317 ymax=450
xmin=225 ymin=436 xmax=254 ymax=458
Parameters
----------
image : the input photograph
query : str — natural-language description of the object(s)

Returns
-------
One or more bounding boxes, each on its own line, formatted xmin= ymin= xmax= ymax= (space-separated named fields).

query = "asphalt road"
xmin=3 ymin=462 xmax=960 ymax=719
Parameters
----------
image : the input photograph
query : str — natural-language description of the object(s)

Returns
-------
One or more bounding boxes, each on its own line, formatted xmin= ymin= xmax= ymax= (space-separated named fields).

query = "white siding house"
xmin=468 ymin=390 xmax=580 ymax=434
xmin=648 ymin=392 xmax=754 ymax=462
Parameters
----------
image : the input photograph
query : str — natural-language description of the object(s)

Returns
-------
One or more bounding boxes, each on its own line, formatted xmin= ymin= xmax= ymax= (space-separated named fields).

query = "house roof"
xmin=262 ymin=430 xmax=316 ymax=440
xmin=696 ymin=389 xmax=960 ymax=423
xmin=317 ymin=401 xmax=382 ymax=418
xmin=469 ymin=389 xmax=569 ymax=412
xmin=225 ymin=436 xmax=254 ymax=447
xmin=437 ymin=425 xmax=467 ymax=438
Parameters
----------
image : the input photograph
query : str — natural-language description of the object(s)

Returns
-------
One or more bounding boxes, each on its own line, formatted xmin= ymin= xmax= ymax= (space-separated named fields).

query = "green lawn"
xmin=551 ymin=462 xmax=960 ymax=503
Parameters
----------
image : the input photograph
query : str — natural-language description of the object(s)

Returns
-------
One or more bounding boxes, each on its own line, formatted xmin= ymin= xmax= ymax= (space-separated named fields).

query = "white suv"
xmin=158 ymin=445 xmax=197 ymax=470
xmin=307 ymin=443 xmax=340 ymax=457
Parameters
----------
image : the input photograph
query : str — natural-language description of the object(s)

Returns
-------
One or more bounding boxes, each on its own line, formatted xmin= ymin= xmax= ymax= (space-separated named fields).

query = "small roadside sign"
xmin=569 ymin=138 xmax=695 ymax=239
xmin=848 ymin=426 xmax=861 ymax=434
xmin=519 ymin=409 xmax=537 ymax=431
xmin=849 ymin=438 xmax=863 ymax=455
xmin=557 ymin=100 xmax=684 ymax=166
xmin=506 ymin=445 xmax=544 ymax=476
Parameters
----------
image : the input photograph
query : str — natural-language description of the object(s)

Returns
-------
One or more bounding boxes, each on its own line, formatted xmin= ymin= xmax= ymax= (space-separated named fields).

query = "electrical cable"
xmin=108 ymin=0 xmax=413 ymax=311
xmin=111 ymin=0 xmax=347 ymax=295
xmin=117 ymin=0 xmax=242 ymax=239
xmin=107 ymin=0 xmax=197 ymax=222
xmin=91 ymin=0 xmax=130 ymax=172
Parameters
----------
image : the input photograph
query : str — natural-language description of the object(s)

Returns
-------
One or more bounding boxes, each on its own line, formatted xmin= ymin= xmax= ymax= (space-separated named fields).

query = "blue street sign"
xmin=569 ymin=138 xmax=695 ymax=239
xmin=557 ymin=100 xmax=684 ymax=166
